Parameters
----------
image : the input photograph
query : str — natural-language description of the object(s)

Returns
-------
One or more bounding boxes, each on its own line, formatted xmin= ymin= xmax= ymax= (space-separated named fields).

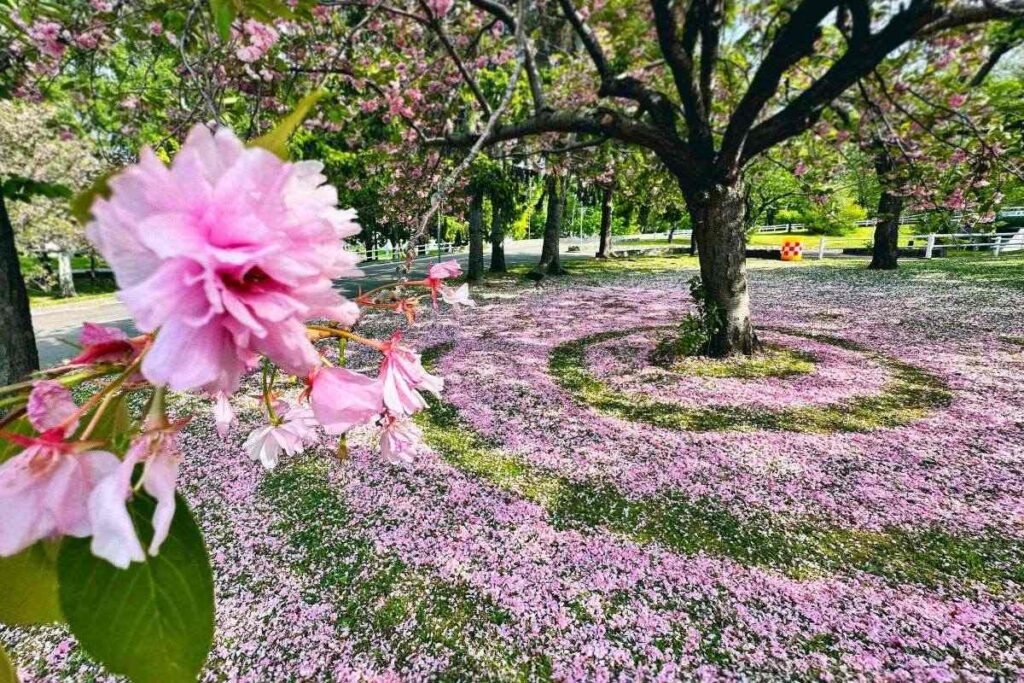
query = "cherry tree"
xmin=343 ymin=0 xmax=1024 ymax=355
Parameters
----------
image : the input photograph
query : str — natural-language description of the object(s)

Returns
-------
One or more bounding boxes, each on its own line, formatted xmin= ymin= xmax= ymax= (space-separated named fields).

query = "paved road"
xmin=31 ymin=239 xmax=595 ymax=367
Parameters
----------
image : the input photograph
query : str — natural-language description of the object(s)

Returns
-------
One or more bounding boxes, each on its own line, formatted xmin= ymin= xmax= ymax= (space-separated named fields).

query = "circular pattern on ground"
xmin=551 ymin=326 xmax=952 ymax=432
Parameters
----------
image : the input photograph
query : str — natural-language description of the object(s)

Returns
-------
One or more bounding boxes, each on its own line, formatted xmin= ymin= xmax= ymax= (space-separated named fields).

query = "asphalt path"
xmin=31 ymin=239 xmax=596 ymax=367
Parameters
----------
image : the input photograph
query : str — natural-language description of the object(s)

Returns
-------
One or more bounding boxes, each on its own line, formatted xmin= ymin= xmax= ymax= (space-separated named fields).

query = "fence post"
xmin=925 ymin=234 xmax=935 ymax=259
xmin=817 ymin=236 xmax=826 ymax=260
xmin=994 ymin=236 xmax=1004 ymax=258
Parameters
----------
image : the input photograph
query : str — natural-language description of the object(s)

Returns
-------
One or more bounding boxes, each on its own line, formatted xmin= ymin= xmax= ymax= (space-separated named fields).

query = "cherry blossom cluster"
xmin=0 ymin=124 xmax=473 ymax=569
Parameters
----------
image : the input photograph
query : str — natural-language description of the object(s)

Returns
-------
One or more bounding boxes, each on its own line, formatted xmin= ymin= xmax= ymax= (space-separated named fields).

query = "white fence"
xmin=345 ymin=241 xmax=467 ymax=263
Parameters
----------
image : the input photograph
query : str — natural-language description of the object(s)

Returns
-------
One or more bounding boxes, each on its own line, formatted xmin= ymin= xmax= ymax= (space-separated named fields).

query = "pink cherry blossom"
xmin=378 ymin=416 xmax=423 ymax=464
xmin=88 ymin=430 xmax=181 ymax=567
xmin=27 ymin=21 xmax=65 ymax=59
xmin=87 ymin=124 xmax=363 ymax=394
xmin=26 ymin=380 xmax=78 ymax=434
xmin=148 ymin=21 xmax=163 ymax=36
xmin=419 ymin=259 xmax=462 ymax=308
xmin=236 ymin=20 xmax=279 ymax=62
xmin=243 ymin=404 xmax=319 ymax=469
xmin=0 ymin=442 xmax=118 ymax=556
xmin=440 ymin=283 xmax=475 ymax=308
xmin=426 ymin=0 xmax=455 ymax=17
xmin=70 ymin=322 xmax=140 ymax=365
xmin=947 ymin=93 xmax=967 ymax=108
xmin=379 ymin=332 xmax=444 ymax=417
xmin=308 ymin=367 xmax=383 ymax=435
xmin=213 ymin=393 xmax=236 ymax=438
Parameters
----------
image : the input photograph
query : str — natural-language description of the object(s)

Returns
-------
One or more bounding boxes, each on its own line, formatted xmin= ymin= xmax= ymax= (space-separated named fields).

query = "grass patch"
xmin=419 ymin=344 xmax=1022 ymax=591
xmin=660 ymin=343 xmax=816 ymax=379
xmin=28 ymin=275 xmax=117 ymax=308
xmin=260 ymin=457 xmax=540 ymax=680
xmin=548 ymin=326 xmax=951 ymax=433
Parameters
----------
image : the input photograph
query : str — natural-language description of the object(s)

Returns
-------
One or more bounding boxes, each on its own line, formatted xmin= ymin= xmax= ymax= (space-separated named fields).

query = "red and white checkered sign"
xmin=781 ymin=241 xmax=803 ymax=261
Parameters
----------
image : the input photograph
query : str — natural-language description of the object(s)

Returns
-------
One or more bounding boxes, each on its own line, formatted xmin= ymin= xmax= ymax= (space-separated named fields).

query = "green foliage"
xmin=57 ymin=494 xmax=214 ymax=683
xmin=69 ymin=171 xmax=114 ymax=225
xmin=652 ymin=276 xmax=722 ymax=362
xmin=802 ymin=195 xmax=868 ymax=236
xmin=0 ymin=542 xmax=63 ymax=625
xmin=0 ymin=644 xmax=15 ymax=683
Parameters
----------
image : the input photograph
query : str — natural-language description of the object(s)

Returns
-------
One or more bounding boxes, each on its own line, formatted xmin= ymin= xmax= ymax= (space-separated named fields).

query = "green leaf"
xmin=0 ymin=417 xmax=33 ymax=465
xmin=58 ymin=494 xmax=214 ymax=683
xmin=70 ymin=171 xmax=116 ymax=225
xmin=250 ymin=90 xmax=327 ymax=160
xmin=1 ymin=176 xmax=73 ymax=202
xmin=0 ymin=542 xmax=63 ymax=625
xmin=209 ymin=0 xmax=235 ymax=43
xmin=0 ymin=643 xmax=17 ymax=683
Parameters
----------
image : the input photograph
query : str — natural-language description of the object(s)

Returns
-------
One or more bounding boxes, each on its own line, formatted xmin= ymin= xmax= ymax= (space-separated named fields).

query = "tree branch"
xmin=651 ymin=0 xmax=711 ymax=156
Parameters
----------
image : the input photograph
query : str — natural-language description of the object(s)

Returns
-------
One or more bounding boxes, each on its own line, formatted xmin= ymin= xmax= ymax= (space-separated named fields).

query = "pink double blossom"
xmin=378 ymin=416 xmax=423 ymax=464
xmin=88 ymin=429 xmax=182 ymax=568
xmin=243 ymin=403 xmax=319 ymax=470
xmin=308 ymin=367 xmax=383 ymax=435
xmin=88 ymin=124 xmax=363 ymax=394
xmin=418 ymin=259 xmax=474 ymax=308
xmin=379 ymin=332 xmax=443 ymax=416
xmin=235 ymin=20 xmax=279 ymax=62
xmin=0 ymin=382 xmax=118 ymax=556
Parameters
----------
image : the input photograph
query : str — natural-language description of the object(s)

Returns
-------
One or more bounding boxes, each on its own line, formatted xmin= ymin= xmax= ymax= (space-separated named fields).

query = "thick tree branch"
xmin=739 ymin=0 xmax=1015 ymax=166
xmin=651 ymin=0 xmax=711 ymax=156
xmin=555 ymin=0 xmax=678 ymax=131
xmin=432 ymin=108 xmax=695 ymax=182
xmin=718 ymin=0 xmax=838 ymax=173
xmin=465 ymin=0 xmax=547 ymax=114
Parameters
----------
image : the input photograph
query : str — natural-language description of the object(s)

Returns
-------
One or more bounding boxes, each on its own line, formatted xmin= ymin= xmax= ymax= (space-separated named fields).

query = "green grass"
xmin=260 ymin=457 xmax=542 ymax=680
xmin=548 ymin=326 xmax=951 ymax=433
xmin=662 ymin=343 xmax=816 ymax=379
xmin=610 ymin=226 xmax=920 ymax=250
xmin=899 ymin=252 xmax=1024 ymax=291
xmin=27 ymin=276 xmax=117 ymax=308
xmin=418 ymin=344 xmax=1023 ymax=590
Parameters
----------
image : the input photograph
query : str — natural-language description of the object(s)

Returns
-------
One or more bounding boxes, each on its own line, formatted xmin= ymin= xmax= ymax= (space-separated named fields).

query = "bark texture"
xmin=489 ymin=199 xmax=507 ymax=273
xmin=0 ymin=193 xmax=40 ymax=384
xmin=536 ymin=174 xmax=566 ymax=275
xmin=467 ymin=189 xmax=485 ymax=283
xmin=869 ymin=150 xmax=903 ymax=270
xmin=596 ymin=186 xmax=613 ymax=258
xmin=687 ymin=182 xmax=758 ymax=357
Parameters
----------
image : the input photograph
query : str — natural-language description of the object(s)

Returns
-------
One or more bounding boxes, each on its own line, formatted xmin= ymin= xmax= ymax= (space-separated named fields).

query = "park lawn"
xmin=3 ymin=253 xmax=1024 ymax=680
xmin=27 ymin=277 xmax=117 ymax=308
xmin=612 ymin=225 xmax=921 ymax=249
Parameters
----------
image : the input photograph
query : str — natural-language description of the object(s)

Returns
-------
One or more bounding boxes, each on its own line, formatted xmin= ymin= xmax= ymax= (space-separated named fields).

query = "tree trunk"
xmin=467 ymin=189 xmax=485 ymax=283
xmin=57 ymin=249 xmax=77 ymax=298
xmin=596 ymin=186 xmax=613 ymax=258
xmin=536 ymin=174 xmax=566 ymax=275
xmin=687 ymin=182 xmax=758 ymax=357
xmin=869 ymin=150 xmax=903 ymax=270
xmin=0 ymin=193 xmax=40 ymax=384
xmin=489 ymin=198 xmax=507 ymax=273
